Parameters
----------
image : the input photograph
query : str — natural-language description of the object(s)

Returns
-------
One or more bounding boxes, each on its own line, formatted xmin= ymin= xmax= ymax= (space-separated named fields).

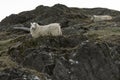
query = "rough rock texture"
xmin=0 ymin=4 xmax=88 ymax=27
xmin=8 ymin=37 xmax=119 ymax=80
xmin=0 ymin=68 xmax=42 ymax=80
xmin=0 ymin=4 xmax=120 ymax=80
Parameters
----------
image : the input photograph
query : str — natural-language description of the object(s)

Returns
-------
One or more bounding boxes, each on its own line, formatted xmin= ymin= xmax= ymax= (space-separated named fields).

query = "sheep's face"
xmin=30 ymin=23 xmax=37 ymax=31
xmin=91 ymin=15 xmax=97 ymax=20
xmin=91 ymin=17 xmax=94 ymax=21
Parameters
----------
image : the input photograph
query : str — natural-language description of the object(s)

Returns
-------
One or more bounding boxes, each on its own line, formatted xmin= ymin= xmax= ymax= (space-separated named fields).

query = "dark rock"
xmin=63 ymin=23 xmax=89 ymax=35
xmin=82 ymin=8 xmax=120 ymax=16
xmin=52 ymin=42 xmax=119 ymax=80
xmin=0 ymin=68 xmax=41 ymax=80
xmin=8 ymin=36 xmax=120 ymax=80
xmin=112 ymin=16 xmax=120 ymax=22
xmin=0 ymin=4 xmax=88 ymax=28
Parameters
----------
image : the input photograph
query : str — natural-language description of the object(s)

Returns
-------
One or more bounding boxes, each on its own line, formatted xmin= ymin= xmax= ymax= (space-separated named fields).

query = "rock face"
xmin=0 ymin=4 xmax=88 ymax=27
xmin=0 ymin=68 xmax=41 ymax=80
xmin=8 ymin=36 xmax=119 ymax=80
xmin=53 ymin=42 xmax=119 ymax=80
xmin=0 ymin=4 xmax=120 ymax=80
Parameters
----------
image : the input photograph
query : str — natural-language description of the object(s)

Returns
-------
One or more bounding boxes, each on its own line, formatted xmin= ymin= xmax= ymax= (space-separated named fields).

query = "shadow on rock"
xmin=8 ymin=35 xmax=120 ymax=80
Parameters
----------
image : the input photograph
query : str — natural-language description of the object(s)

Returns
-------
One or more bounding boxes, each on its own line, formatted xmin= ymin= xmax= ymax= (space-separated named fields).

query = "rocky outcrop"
xmin=0 ymin=4 xmax=88 ymax=27
xmin=0 ymin=68 xmax=41 ymax=80
xmin=0 ymin=4 xmax=120 ymax=80
xmin=8 ymin=36 xmax=120 ymax=80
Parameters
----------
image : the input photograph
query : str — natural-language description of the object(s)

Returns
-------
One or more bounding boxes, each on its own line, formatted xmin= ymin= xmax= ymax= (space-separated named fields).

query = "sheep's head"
xmin=91 ymin=15 xmax=96 ymax=21
xmin=30 ymin=22 xmax=38 ymax=31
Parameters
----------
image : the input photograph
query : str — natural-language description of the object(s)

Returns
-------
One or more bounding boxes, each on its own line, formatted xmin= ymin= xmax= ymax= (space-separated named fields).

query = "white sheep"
xmin=30 ymin=22 xmax=62 ymax=38
xmin=91 ymin=15 xmax=112 ymax=22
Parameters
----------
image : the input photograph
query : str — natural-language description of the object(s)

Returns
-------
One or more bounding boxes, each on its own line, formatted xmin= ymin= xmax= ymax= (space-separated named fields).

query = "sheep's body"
xmin=91 ymin=15 xmax=112 ymax=22
xmin=30 ymin=22 xmax=62 ymax=38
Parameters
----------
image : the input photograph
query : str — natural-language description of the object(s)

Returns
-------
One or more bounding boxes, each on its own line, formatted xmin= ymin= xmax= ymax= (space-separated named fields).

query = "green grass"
xmin=0 ymin=39 xmax=13 ymax=45
xmin=84 ymin=27 xmax=120 ymax=41
xmin=0 ymin=39 xmax=14 ymax=53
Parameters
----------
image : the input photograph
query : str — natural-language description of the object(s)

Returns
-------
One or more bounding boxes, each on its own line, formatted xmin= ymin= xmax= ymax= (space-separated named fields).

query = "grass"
xmin=0 ymin=55 xmax=18 ymax=71
xmin=0 ymin=39 xmax=14 ymax=53
xmin=84 ymin=27 xmax=120 ymax=42
xmin=0 ymin=39 xmax=13 ymax=45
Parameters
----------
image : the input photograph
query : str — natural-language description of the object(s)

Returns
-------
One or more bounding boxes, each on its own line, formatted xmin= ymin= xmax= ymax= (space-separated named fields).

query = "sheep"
xmin=91 ymin=15 xmax=112 ymax=22
xmin=30 ymin=22 xmax=62 ymax=38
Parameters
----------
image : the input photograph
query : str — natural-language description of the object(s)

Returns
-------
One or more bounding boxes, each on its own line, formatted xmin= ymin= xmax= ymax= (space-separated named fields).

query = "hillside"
xmin=0 ymin=4 xmax=120 ymax=80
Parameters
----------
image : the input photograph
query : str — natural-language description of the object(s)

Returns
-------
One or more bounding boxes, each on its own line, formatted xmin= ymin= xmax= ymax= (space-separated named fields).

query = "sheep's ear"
xmin=31 ymin=25 xmax=37 ymax=30
xmin=30 ymin=23 xmax=33 ymax=25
